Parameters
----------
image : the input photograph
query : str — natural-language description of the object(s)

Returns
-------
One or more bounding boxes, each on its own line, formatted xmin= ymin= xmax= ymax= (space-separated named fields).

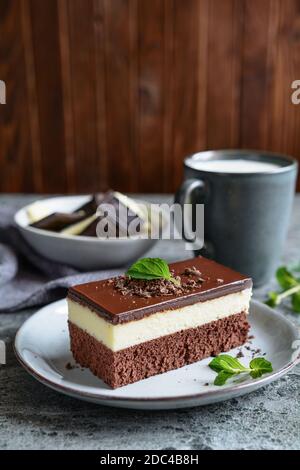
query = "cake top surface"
xmin=68 ymin=257 xmax=252 ymax=324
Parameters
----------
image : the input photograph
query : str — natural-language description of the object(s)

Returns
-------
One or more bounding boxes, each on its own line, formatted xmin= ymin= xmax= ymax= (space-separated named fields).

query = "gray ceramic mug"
xmin=175 ymin=150 xmax=298 ymax=286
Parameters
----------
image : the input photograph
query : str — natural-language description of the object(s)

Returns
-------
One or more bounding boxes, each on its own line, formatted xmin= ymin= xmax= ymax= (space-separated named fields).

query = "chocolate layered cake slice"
xmin=67 ymin=257 xmax=252 ymax=388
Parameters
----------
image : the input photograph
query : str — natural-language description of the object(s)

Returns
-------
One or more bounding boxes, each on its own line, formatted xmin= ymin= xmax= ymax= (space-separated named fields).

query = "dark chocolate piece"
xmin=78 ymin=218 xmax=99 ymax=237
xmin=79 ymin=191 xmax=143 ymax=237
xmin=30 ymin=211 xmax=87 ymax=231
xmin=68 ymin=257 xmax=252 ymax=324
xmin=73 ymin=193 xmax=106 ymax=217
xmin=29 ymin=194 xmax=102 ymax=232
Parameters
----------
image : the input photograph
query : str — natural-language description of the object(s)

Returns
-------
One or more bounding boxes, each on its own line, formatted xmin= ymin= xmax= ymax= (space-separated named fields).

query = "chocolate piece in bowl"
xmin=28 ymin=193 xmax=102 ymax=232
xmin=30 ymin=211 xmax=87 ymax=232
xmin=78 ymin=191 xmax=145 ymax=237
xmin=73 ymin=193 xmax=104 ymax=217
xmin=29 ymin=191 xmax=146 ymax=237
xmin=67 ymin=257 xmax=252 ymax=388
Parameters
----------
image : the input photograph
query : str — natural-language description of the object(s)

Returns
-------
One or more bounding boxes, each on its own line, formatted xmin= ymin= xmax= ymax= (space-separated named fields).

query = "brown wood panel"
xmin=137 ymin=0 xmax=165 ymax=193
xmin=67 ymin=0 xmax=100 ymax=193
xmin=104 ymin=0 xmax=138 ymax=192
xmin=268 ymin=0 xmax=300 ymax=173
xmin=206 ymin=0 xmax=244 ymax=150
xmin=162 ymin=0 xmax=175 ymax=193
xmin=20 ymin=0 xmax=43 ymax=192
xmin=1 ymin=0 xmax=300 ymax=193
xmin=171 ymin=0 xmax=208 ymax=191
xmin=58 ymin=0 xmax=76 ymax=193
xmin=240 ymin=0 xmax=273 ymax=150
xmin=0 ymin=0 xmax=34 ymax=192
xmin=93 ymin=0 xmax=109 ymax=192
xmin=29 ymin=0 xmax=67 ymax=193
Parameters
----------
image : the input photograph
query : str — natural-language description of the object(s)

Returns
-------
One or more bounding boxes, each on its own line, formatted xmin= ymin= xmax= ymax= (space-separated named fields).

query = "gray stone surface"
xmin=0 ymin=194 xmax=300 ymax=450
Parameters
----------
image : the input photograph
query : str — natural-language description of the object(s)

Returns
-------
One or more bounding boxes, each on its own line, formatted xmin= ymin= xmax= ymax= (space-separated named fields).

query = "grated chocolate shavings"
xmin=185 ymin=279 xmax=197 ymax=287
xmin=184 ymin=266 xmax=202 ymax=277
xmin=183 ymin=266 xmax=205 ymax=286
xmin=112 ymin=275 xmax=183 ymax=298
xmin=110 ymin=264 xmax=221 ymax=298
xmin=111 ymin=273 xmax=199 ymax=298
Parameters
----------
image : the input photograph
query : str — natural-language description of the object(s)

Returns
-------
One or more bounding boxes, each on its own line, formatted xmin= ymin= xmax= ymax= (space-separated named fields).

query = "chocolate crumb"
xmin=248 ymin=335 xmax=255 ymax=340
xmin=66 ymin=362 xmax=75 ymax=370
xmin=236 ymin=350 xmax=244 ymax=358
xmin=204 ymin=382 xmax=209 ymax=386
xmin=184 ymin=266 xmax=202 ymax=277
xmin=183 ymin=279 xmax=197 ymax=289
xmin=183 ymin=267 xmax=205 ymax=284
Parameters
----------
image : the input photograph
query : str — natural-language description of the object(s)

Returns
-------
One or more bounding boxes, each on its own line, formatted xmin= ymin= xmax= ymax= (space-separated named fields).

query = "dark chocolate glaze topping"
xmin=68 ymin=257 xmax=252 ymax=324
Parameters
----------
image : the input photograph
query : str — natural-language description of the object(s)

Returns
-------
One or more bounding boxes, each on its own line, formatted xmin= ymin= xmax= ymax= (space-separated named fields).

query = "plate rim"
xmin=14 ymin=298 xmax=300 ymax=404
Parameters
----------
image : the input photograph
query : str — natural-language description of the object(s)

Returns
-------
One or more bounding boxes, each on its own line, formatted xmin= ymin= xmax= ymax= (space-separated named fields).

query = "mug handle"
xmin=174 ymin=178 xmax=214 ymax=257
xmin=175 ymin=178 xmax=205 ymax=206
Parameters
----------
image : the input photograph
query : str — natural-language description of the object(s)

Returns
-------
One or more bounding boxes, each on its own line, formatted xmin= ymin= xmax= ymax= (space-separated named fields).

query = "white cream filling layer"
xmin=68 ymin=288 xmax=251 ymax=352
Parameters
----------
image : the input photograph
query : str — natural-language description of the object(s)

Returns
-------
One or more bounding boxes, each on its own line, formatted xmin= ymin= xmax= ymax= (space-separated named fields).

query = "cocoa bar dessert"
xmin=67 ymin=257 xmax=252 ymax=388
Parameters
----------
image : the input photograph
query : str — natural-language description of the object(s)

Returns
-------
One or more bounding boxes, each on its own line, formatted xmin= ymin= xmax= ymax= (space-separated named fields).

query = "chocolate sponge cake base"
xmin=68 ymin=313 xmax=249 ymax=389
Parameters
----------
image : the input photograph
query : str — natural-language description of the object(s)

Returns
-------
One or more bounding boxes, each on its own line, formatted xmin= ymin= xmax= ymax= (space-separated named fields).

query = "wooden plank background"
xmin=1 ymin=0 xmax=300 ymax=193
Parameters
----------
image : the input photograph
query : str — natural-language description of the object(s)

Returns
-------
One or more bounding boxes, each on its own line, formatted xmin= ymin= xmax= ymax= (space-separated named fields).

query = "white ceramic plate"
xmin=14 ymin=299 xmax=300 ymax=410
xmin=14 ymin=195 xmax=164 ymax=270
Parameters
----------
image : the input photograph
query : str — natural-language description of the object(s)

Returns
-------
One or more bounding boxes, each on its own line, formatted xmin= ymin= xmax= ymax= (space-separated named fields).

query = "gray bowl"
xmin=14 ymin=195 xmax=162 ymax=270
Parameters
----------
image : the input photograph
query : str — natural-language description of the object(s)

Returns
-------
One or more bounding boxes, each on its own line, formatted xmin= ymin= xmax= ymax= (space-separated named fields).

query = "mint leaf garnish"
xmin=291 ymin=291 xmax=300 ymax=312
xmin=209 ymin=354 xmax=248 ymax=374
xmin=249 ymin=357 xmax=273 ymax=378
xmin=276 ymin=266 xmax=298 ymax=290
xmin=209 ymin=354 xmax=273 ymax=386
xmin=126 ymin=257 xmax=179 ymax=284
xmin=214 ymin=370 xmax=235 ymax=386
xmin=265 ymin=265 xmax=300 ymax=313
xmin=265 ymin=291 xmax=280 ymax=308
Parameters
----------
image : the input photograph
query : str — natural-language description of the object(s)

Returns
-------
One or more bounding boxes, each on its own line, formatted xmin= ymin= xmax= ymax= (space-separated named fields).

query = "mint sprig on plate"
xmin=209 ymin=354 xmax=273 ymax=386
xmin=126 ymin=257 xmax=179 ymax=284
xmin=266 ymin=265 xmax=300 ymax=313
